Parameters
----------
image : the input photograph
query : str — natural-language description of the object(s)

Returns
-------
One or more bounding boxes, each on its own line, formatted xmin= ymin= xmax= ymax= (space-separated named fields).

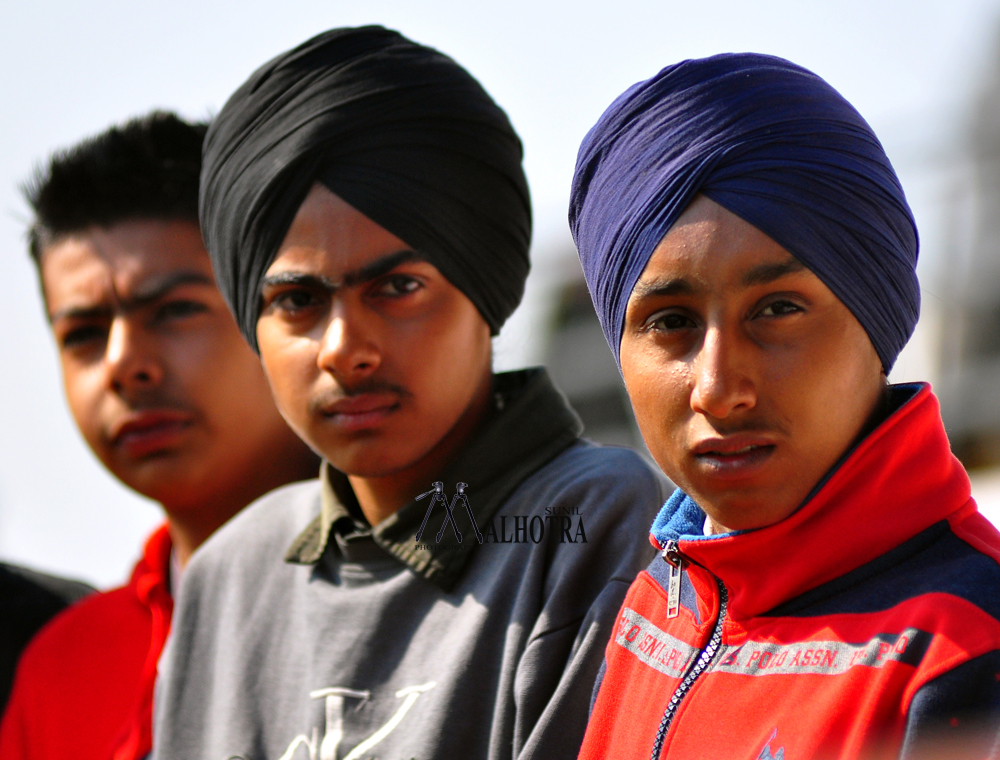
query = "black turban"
xmin=200 ymin=26 xmax=532 ymax=349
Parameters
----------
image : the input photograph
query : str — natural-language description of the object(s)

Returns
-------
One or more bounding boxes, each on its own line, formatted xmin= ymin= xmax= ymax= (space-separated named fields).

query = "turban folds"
xmin=569 ymin=53 xmax=919 ymax=372
xmin=201 ymin=26 xmax=531 ymax=350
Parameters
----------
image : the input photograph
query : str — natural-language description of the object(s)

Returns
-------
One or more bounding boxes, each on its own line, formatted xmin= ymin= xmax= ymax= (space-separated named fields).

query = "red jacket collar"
xmin=128 ymin=523 xmax=173 ymax=605
xmin=114 ymin=523 xmax=174 ymax=760
xmin=654 ymin=384 xmax=974 ymax=621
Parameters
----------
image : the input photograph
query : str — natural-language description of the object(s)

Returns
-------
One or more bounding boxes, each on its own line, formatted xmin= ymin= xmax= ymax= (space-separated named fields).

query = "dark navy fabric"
xmin=569 ymin=53 xmax=919 ymax=372
xmin=901 ymin=650 xmax=1000 ymax=759
xmin=765 ymin=522 xmax=1000 ymax=621
xmin=201 ymin=26 xmax=531 ymax=349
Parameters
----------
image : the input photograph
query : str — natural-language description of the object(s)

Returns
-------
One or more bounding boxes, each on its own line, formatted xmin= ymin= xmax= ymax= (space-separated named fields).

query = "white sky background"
xmin=1 ymin=0 xmax=999 ymax=587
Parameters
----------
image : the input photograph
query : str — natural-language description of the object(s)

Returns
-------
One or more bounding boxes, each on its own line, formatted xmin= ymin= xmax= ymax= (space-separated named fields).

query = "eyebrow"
xmin=741 ymin=257 xmax=806 ymax=287
xmin=49 ymin=270 xmax=214 ymax=323
xmin=259 ymin=249 xmax=421 ymax=292
xmin=630 ymin=256 xmax=807 ymax=302
xmin=630 ymin=277 xmax=698 ymax=301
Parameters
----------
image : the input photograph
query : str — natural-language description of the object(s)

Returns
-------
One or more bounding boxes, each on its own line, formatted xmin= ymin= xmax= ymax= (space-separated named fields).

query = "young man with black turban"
xmin=570 ymin=54 xmax=1000 ymax=760
xmin=153 ymin=26 xmax=664 ymax=760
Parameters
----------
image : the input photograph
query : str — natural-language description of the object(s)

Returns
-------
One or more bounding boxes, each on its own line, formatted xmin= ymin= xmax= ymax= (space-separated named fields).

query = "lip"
xmin=111 ymin=409 xmax=196 ymax=458
xmin=320 ymin=393 xmax=400 ymax=432
xmin=691 ymin=434 xmax=777 ymax=480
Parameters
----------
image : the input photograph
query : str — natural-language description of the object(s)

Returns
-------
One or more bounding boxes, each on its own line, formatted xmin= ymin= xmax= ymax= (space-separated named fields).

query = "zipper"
xmin=649 ymin=541 xmax=729 ymax=760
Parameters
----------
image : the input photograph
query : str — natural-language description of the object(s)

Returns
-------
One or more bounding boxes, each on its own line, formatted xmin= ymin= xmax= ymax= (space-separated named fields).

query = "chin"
xmin=696 ymin=487 xmax=793 ymax=531
xmin=116 ymin=454 xmax=203 ymax=494
xmin=325 ymin=446 xmax=421 ymax=479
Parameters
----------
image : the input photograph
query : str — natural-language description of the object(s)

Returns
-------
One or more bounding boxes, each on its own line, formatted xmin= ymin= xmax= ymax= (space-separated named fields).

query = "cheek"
xmin=163 ymin=320 xmax=251 ymax=392
xmin=397 ymin=298 xmax=489 ymax=393
xmin=196 ymin=334 xmax=275 ymax=413
xmin=257 ymin=331 xmax=319 ymax=425
xmin=255 ymin=318 xmax=320 ymax=434
xmin=61 ymin=362 xmax=107 ymax=445
xmin=621 ymin=341 xmax=689 ymax=449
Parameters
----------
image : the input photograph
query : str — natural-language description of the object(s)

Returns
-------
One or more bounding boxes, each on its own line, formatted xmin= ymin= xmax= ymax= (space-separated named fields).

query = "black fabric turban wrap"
xmin=569 ymin=53 xmax=920 ymax=373
xmin=200 ymin=26 xmax=531 ymax=350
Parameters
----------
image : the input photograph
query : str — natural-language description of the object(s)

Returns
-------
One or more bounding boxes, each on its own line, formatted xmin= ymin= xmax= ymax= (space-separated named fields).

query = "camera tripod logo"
xmin=415 ymin=482 xmax=483 ymax=544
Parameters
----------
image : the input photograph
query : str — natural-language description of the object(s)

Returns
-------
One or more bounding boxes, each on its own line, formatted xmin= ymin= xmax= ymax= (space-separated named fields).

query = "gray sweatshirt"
xmin=154 ymin=369 xmax=666 ymax=760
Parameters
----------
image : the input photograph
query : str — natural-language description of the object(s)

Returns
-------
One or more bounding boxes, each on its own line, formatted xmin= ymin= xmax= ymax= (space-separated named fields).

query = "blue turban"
xmin=569 ymin=53 xmax=919 ymax=372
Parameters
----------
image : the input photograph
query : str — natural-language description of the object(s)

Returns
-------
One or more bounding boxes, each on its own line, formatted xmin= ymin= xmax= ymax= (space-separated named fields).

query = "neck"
xmin=165 ymin=514 xmax=217 ymax=570
xmin=349 ymin=372 xmax=494 ymax=526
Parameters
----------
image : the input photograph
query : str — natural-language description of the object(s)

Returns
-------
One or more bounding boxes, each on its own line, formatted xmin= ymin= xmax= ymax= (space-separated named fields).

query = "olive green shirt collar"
xmin=284 ymin=367 xmax=583 ymax=591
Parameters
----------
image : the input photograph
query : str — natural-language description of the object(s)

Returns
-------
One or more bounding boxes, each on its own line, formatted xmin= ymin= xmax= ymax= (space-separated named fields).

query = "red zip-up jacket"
xmin=0 ymin=525 xmax=173 ymax=760
xmin=580 ymin=384 xmax=1000 ymax=760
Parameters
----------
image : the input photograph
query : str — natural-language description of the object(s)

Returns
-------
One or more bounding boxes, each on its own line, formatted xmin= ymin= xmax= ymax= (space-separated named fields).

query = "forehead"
xmin=40 ymin=220 xmax=212 ymax=312
xmin=268 ymin=184 xmax=411 ymax=275
xmin=635 ymin=195 xmax=804 ymax=293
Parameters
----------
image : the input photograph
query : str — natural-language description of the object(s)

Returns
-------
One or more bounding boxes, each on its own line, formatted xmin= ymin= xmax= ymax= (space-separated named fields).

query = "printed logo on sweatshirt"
xmin=757 ymin=728 xmax=785 ymax=760
xmin=276 ymin=681 xmax=436 ymax=760
xmin=413 ymin=482 xmax=588 ymax=550
xmin=614 ymin=605 xmax=933 ymax=681
xmin=714 ymin=628 xmax=932 ymax=677
xmin=614 ymin=608 xmax=700 ymax=677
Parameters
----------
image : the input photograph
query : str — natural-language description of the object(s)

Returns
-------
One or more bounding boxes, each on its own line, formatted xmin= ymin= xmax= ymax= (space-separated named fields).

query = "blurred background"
xmin=2 ymin=0 xmax=1000 ymax=588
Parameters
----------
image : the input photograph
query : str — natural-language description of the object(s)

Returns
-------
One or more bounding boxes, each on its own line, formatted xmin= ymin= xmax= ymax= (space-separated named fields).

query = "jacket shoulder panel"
xmin=766 ymin=522 xmax=1000 ymax=622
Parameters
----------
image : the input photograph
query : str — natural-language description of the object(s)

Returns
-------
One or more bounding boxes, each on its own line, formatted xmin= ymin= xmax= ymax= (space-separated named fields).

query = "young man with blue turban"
xmin=570 ymin=54 xmax=1000 ymax=760
xmin=152 ymin=26 xmax=664 ymax=760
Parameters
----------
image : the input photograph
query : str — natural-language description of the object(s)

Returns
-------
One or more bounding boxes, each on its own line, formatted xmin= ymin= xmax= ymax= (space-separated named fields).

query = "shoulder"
xmin=181 ymin=478 xmax=322 ymax=593
xmin=0 ymin=563 xmax=93 ymax=608
xmin=774 ymin=514 xmax=1000 ymax=624
xmin=0 ymin=564 xmax=95 ymax=662
xmin=530 ymin=441 xmax=668 ymax=505
xmin=524 ymin=441 xmax=669 ymax=541
xmin=903 ymin=649 xmax=1000 ymax=756
xmin=12 ymin=582 xmax=141 ymax=680
xmin=190 ymin=479 xmax=321 ymax=565
xmin=945 ymin=508 xmax=1000 ymax=619
xmin=511 ymin=442 xmax=666 ymax=598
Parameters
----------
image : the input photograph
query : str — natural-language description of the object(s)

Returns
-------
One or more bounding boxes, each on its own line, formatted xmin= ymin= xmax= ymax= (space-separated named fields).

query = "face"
xmin=620 ymin=196 xmax=884 ymax=532
xmin=256 ymin=184 xmax=493 ymax=480
xmin=41 ymin=220 xmax=316 ymax=516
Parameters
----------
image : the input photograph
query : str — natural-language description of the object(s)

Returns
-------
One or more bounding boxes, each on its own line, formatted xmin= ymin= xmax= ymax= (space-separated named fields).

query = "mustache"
xmin=697 ymin=416 xmax=790 ymax=439
xmin=308 ymin=378 xmax=411 ymax=413
xmin=108 ymin=389 xmax=191 ymax=414
xmin=103 ymin=391 xmax=196 ymax=434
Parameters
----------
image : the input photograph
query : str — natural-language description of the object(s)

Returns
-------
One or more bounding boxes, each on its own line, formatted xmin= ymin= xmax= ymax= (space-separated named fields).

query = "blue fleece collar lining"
xmin=651 ymin=489 xmax=748 ymax=545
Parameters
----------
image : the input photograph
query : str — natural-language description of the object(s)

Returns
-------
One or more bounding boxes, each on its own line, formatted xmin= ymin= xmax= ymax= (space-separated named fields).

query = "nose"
xmin=105 ymin=316 xmax=164 ymax=394
xmin=316 ymin=305 xmax=382 ymax=383
xmin=689 ymin=325 xmax=756 ymax=419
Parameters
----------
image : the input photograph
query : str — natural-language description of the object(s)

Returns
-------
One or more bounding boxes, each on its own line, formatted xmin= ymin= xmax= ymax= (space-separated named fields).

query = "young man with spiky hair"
xmin=153 ymin=27 xmax=664 ymax=760
xmin=0 ymin=112 xmax=320 ymax=760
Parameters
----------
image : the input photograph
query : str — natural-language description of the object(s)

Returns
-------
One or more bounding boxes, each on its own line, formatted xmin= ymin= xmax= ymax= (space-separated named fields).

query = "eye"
xmin=373 ymin=274 xmax=423 ymax=298
xmin=270 ymin=289 xmax=324 ymax=313
xmin=60 ymin=325 xmax=107 ymax=348
xmin=755 ymin=299 xmax=803 ymax=318
xmin=645 ymin=310 xmax=697 ymax=332
xmin=154 ymin=299 xmax=208 ymax=323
